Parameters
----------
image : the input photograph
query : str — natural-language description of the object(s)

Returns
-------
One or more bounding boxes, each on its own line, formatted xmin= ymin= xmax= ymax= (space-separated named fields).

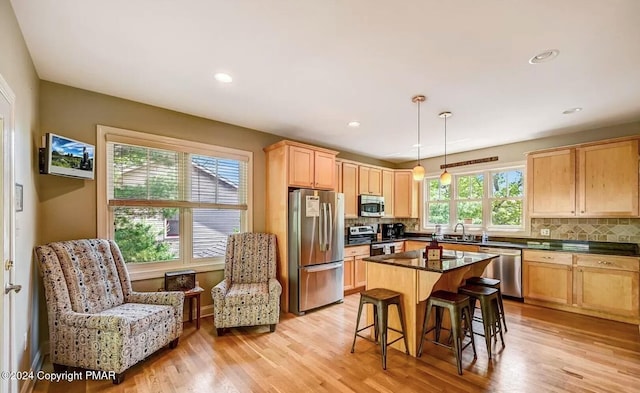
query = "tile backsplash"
xmin=344 ymin=217 xmax=419 ymax=234
xmin=531 ymin=218 xmax=640 ymax=245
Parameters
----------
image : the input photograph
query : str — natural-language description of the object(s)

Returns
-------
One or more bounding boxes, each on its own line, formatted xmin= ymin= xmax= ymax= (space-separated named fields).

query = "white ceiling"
xmin=10 ymin=0 xmax=640 ymax=163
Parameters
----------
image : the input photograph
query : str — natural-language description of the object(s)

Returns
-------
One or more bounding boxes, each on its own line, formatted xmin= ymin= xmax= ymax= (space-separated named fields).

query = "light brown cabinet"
xmin=442 ymin=243 xmax=480 ymax=252
xmin=405 ymin=240 xmax=425 ymax=252
xmin=344 ymin=245 xmax=370 ymax=294
xmin=280 ymin=143 xmax=337 ymax=190
xmin=382 ymin=170 xmax=395 ymax=218
xmin=335 ymin=161 xmax=342 ymax=193
xmin=528 ymin=138 xmax=639 ymax=217
xmin=523 ymin=249 xmax=640 ymax=324
xmin=358 ymin=166 xmax=382 ymax=195
xmin=523 ymin=250 xmax=574 ymax=305
xmin=574 ymin=254 xmax=639 ymax=318
xmin=394 ymin=170 xmax=419 ymax=218
xmin=342 ymin=162 xmax=359 ymax=218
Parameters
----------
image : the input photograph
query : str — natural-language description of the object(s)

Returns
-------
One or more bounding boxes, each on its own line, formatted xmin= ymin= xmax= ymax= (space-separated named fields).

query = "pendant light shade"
xmin=412 ymin=95 xmax=426 ymax=182
xmin=439 ymin=111 xmax=452 ymax=186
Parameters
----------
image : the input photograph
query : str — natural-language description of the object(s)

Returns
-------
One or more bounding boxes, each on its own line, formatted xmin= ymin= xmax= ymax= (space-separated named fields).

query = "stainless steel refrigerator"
xmin=289 ymin=189 xmax=344 ymax=315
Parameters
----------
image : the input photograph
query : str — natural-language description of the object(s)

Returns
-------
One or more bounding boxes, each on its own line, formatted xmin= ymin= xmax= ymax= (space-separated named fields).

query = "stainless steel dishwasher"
xmin=478 ymin=246 xmax=523 ymax=299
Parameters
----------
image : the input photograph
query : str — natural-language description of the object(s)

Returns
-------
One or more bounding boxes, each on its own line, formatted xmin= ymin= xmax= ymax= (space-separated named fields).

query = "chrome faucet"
xmin=454 ymin=222 xmax=466 ymax=240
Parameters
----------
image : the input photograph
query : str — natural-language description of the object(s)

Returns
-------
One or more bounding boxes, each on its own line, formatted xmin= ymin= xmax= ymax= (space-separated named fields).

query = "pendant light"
xmin=439 ymin=111 xmax=452 ymax=185
xmin=411 ymin=95 xmax=426 ymax=181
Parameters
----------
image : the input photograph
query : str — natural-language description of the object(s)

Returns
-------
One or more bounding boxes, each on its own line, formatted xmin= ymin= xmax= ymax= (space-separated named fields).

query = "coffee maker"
xmin=381 ymin=223 xmax=395 ymax=240
xmin=393 ymin=223 xmax=405 ymax=238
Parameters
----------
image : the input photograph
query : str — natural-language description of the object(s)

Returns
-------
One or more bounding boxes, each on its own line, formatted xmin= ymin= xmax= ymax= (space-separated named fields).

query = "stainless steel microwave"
xmin=358 ymin=195 xmax=384 ymax=217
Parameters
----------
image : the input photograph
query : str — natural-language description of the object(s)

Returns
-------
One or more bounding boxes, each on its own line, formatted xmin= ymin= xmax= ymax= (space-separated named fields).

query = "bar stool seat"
xmin=417 ymin=290 xmax=477 ymax=375
xmin=351 ymin=288 xmax=409 ymax=370
xmin=458 ymin=285 xmax=504 ymax=359
xmin=465 ymin=276 xmax=508 ymax=332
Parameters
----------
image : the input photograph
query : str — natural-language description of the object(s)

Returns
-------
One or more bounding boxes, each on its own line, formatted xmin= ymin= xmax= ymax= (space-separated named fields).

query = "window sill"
xmin=128 ymin=260 xmax=225 ymax=281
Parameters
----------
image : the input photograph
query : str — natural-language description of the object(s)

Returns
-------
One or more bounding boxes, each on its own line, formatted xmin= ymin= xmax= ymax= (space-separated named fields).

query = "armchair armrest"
xmin=211 ymin=278 xmax=230 ymax=305
xmin=268 ymin=278 xmax=282 ymax=297
xmin=58 ymin=311 xmax=130 ymax=334
xmin=127 ymin=291 xmax=185 ymax=308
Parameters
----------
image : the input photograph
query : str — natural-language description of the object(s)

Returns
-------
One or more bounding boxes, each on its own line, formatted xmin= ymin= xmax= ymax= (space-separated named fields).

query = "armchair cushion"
xmin=212 ymin=233 xmax=281 ymax=331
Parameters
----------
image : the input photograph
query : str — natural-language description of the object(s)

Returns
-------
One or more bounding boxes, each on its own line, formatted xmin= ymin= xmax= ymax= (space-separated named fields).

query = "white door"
xmin=1 ymin=74 xmax=18 ymax=393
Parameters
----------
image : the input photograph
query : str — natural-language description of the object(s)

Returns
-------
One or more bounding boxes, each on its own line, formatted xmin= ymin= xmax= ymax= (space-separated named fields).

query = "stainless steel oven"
xmin=358 ymin=195 xmax=384 ymax=217
xmin=371 ymin=243 xmax=395 ymax=256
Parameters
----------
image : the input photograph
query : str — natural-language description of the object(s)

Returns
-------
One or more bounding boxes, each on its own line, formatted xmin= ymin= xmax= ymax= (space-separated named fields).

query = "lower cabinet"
xmin=442 ymin=243 xmax=479 ymax=252
xmin=574 ymin=254 xmax=639 ymax=318
xmin=344 ymin=245 xmax=370 ymax=294
xmin=523 ymin=249 xmax=640 ymax=324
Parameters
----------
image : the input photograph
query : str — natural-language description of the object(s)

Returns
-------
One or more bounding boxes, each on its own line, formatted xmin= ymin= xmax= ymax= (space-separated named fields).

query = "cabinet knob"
xmin=571 ymin=211 xmax=575 ymax=213
xmin=581 ymin=211 xmax=585 ymax=213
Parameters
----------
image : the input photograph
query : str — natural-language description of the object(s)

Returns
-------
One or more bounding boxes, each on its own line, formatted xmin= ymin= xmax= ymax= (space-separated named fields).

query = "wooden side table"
xmin=184 ymin=286 xmax=204 ymax=329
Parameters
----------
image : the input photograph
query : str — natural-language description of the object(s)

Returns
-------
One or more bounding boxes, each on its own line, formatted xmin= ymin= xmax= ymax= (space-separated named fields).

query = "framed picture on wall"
xmin=15 ymin=183 xmax=23 ymax=212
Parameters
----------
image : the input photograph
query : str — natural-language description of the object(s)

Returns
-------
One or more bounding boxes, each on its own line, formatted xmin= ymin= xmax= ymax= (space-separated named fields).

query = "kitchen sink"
xmin=440 ymin=235 xmax=480 ymax=243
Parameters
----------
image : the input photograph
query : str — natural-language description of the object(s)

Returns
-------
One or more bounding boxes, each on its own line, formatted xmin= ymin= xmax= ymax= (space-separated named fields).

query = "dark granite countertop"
xmin=363 ymin=250 xmax=498 ymax=273
xmin=403 ymin=233 xmax=640 ymax=257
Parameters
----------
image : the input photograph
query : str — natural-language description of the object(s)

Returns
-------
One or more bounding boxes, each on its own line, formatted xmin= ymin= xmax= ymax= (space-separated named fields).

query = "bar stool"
xmin=351 ymin=288 xmax=409 ymax=370
xmin=417 ymin=290 xmax=477 ymax=375
xmin=465 ymin=276 xmax=508 ymax=332
xmin=458 ymin=285 xmax=504 ymax=359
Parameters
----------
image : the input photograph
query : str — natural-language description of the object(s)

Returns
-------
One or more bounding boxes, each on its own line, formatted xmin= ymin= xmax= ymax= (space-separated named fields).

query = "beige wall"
xmin=397 ymin=121 xmax=640 ymax=171
xmin=38 ymin=81 xmax=288 ymax=317
xmin=0 ymin=0 xmax=41 ymax=388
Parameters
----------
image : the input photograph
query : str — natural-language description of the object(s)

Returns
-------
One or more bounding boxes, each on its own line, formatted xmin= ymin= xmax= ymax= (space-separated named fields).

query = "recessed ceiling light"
xmin=529 ymin=49 xmax=560 ymax=64
xmin=562 ymin=107 xmax=583 ymax=114
xmin=214 ymin=73 xmax=233 ymax=83
xmin=348 ymin=121 xmax=361 ymax=127
xmin=412 ymin=143 xmax=422 ymax=148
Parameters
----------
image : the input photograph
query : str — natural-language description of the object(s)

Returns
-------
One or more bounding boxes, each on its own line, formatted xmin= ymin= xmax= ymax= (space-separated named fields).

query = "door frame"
xmin=0 ymin=72 xmax=17 ymax=393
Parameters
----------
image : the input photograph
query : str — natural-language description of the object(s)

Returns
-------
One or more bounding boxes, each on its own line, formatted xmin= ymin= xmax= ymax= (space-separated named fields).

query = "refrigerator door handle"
xmin=327 ymin=202 xmax=333 ymax=251
xmin=304 ymin=261 xmax=342 ymax=273
xmin=318 ymin=203 xmax=324 ymax=252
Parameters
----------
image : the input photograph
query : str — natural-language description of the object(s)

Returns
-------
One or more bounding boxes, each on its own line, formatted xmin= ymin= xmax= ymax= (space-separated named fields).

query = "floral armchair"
xmin=35 ymin=239 xmax=184 ymax=384
xmin=211 ymin=233 xmax=281 ymax=336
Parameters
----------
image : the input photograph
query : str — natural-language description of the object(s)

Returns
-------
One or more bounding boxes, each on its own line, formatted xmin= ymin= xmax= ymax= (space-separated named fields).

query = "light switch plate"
xmin=540 ymin=228 xmax=550 ymax=236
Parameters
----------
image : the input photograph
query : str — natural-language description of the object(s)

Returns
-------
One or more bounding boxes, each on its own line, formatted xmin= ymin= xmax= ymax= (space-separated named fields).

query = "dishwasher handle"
xmin=479 ymin=247 xmax=522 ymax=256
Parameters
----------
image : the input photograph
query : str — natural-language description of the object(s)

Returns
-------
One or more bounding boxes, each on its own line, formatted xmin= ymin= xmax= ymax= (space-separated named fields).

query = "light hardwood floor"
xmin=33 ymin=294 xmax=640 ymax=393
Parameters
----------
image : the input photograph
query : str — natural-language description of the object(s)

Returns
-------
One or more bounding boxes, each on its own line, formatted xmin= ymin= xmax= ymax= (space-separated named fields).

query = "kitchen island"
xmin=362 ymin=249 xmax=498 ymax=356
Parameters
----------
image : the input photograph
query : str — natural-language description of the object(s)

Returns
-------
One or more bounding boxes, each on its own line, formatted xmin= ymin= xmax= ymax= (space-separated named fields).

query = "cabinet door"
xmin=577 ymin=140 xmax=639 ymax=217
xmin=335 ymin=161 xmax=343 ymax=193
xmin=523 ymin=261 xmax=572 ymax=304
xmin=343 ymin=257 xmax=355 ymax=291
xmin=527 ymin=148 xmax=576 ymax=217
xmin=314 ymin=151 xmax=336 ymax=190
xmin=394 ymin=170 xmax=418 ymax=218
xmin=355 ymin=255 xmax=367 ymax=288
xmin=405 ymin=240 xmax=424 ymax=252
xmin=368 ymin=168 xmax=382 ymax=195
xmin=288 ymin=146 xmax=314 ymax=188
xmin=357 ymin=166 xmax=382 ymax=195
xmin=382 ymin=170 xmax=394 ymax=217
xmin=342 ymin=163 xmax=359 ymax=218
xmin=442 ymin=243 xmax=479 ymax=252
xmin=575 ymin=267 xmax=639 ymax=318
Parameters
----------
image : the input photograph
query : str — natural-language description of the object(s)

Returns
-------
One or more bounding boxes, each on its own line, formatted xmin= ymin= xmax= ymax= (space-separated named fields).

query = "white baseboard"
xmin=19 ymin=342 xmax=47 ymax=393
xmin=200 ymin=304 xmax=214 ymax=318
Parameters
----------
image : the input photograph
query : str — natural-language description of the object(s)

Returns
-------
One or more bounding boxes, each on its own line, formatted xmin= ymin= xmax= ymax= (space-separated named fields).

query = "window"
xmin=97 ymin=125 xmax=252 ymax=275
xmin=425 ymin=179 xmax=450 ymax=225
xmin=455 ymin=174 xmax=484 ymax=225
xmin=422 ymin=166 xmax=525 ymax=233
xmin=489 ymin=169 xmax=524 ymax=227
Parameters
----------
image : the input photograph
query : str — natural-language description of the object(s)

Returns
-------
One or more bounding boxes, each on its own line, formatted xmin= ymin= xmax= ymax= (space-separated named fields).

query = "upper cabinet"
xmin=342 ymin=162 xmax=359 ymax=218
xmin=265 ymin=141 xmax=338 ymax=191
xmin=527 ymin=138 xmax=639 ymax=217
xmin=382 ymin=170 xmax=395 ymax=218
xmin=394 ymin=170 xmax=419 ymax=218
xmin=335 ymin=161 xmax=343 ymax=193
xmin=358 ymin=166 xmax=382 ymax=195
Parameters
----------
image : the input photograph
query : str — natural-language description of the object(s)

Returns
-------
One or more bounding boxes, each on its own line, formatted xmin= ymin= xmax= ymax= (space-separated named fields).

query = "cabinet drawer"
xmin=523 ymin=250 xmax=572 ymax=265
xmin=344 ymin=245 xmax=370 ymax=257
xmin=575 ymin=254 xmax=639 ymax=272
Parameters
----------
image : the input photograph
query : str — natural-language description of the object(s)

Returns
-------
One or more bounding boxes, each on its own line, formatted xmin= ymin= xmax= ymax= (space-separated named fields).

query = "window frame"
xmin=422 ymin=162 xmax=527 ymax=236
xmin=97 ymin=125 xmax=253 ymax=280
